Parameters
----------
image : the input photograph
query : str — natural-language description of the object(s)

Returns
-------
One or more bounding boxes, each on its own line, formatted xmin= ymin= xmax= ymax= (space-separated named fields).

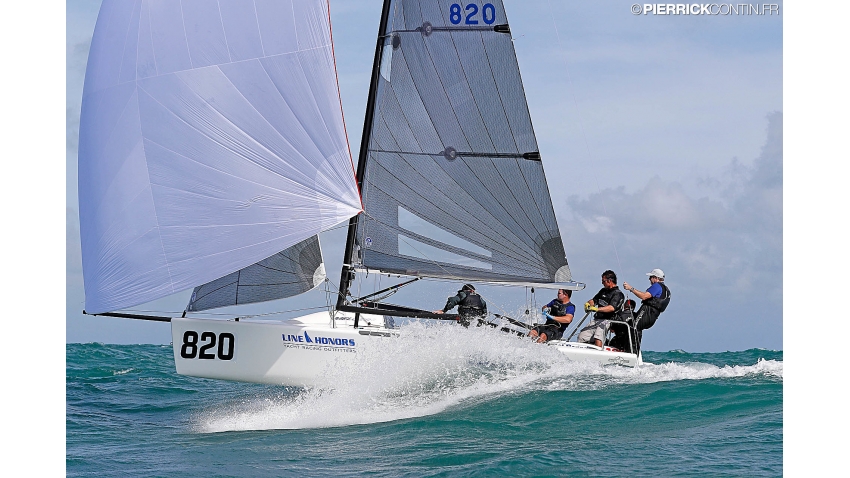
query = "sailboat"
xmin=78 ymin=0 xmax=641 ymax=387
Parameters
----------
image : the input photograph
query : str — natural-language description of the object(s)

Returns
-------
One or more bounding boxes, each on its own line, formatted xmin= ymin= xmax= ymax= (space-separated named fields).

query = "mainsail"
xmin=347 ymin=0 xmax=572 ymax=286
xmin=78 ymin=0 xmax=361 ymax=314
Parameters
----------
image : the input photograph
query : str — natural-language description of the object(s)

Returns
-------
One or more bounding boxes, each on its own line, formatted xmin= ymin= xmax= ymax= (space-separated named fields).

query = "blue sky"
xmin=0 ymin=1 xmax=828 ymax=473
xmin=65 ymin=0 xmax=783 ymax=353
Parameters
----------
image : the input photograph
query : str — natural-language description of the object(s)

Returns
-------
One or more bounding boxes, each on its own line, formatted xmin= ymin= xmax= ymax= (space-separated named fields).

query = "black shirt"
xmin=591 ymin=286 xmax=625 ymax=321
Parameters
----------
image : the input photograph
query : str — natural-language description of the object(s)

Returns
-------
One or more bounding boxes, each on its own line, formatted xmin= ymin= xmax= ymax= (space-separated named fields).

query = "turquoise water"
xmin=67 ymin=325 xmax=781 ymax=477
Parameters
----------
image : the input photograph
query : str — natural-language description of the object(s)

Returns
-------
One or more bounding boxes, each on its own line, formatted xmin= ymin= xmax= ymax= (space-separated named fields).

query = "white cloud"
xmin=560 ymin=112 xmax=782 ymax=351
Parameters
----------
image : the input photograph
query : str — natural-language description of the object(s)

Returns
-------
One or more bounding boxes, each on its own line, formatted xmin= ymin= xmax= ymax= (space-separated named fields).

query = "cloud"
xmin=569 ymin=110 xmax=779 ymax=232
xmin=561 ymin=112 xmax=781 ymax=335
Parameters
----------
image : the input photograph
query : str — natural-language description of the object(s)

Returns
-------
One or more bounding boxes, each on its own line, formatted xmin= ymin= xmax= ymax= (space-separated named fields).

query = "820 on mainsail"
xmin=79 ymin=0 xmax=636 ymax=387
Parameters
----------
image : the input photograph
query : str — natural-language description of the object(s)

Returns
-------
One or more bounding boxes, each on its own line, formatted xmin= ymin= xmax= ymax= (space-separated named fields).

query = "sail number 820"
xmin=450 ymin=3 xmax=497 ymax=25
xmin=180 ymin=331 xmax=235 ymax=360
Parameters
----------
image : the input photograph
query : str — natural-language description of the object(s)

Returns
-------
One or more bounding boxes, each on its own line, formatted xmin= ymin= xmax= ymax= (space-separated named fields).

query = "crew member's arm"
xmin=552 ymin=303 xmax=575 ymax=324
xmin=623 ymin=282 xmax=651 ymax=300
xmin=433 ymin=294 xmax=461 ymax=314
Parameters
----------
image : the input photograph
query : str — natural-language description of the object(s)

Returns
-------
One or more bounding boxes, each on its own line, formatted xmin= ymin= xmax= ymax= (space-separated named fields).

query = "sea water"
xmin=66 ymin=322 xmax=782 ymax=476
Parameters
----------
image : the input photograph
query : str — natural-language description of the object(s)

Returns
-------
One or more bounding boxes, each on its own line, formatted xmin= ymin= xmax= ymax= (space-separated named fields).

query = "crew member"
xmin=578 ymin=270 xmax=625 ymax=347
xmin=433 ymin=283 xmax=488 ymax=326
xmin=623 ymin=268 xmax=671 ymax=351
xmin=529 ymin=289 xmax=575 ymax=343
xmin=607 ymin=299 xmax=636 ymax=352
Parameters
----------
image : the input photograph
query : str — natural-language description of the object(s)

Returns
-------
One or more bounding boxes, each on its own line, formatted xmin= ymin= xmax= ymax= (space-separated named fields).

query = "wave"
xmin=190 ymin=322 xmax=781 ymax=433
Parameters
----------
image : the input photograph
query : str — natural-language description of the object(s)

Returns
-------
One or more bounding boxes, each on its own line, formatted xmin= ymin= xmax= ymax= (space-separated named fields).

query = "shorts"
xmin=531 ymin=324 xmax=563 ymax=342
xmin=577 ymin=319 xmax=607 ymax=343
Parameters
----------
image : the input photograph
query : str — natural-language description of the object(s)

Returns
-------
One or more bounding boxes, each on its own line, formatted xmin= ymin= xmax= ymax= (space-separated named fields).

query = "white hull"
xmin=547 ymin=340 xmax=642 ymax=367
xmin=172 ymin=312 xmax=640 ymax=386
xmin=171 ymin=312 xmax=393 ymax=387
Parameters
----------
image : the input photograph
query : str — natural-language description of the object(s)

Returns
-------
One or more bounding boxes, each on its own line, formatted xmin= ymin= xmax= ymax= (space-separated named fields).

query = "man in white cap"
xmin=622 ymin=269 xmax=671 ymax=351
xmin=623 ymin=269 xmax=665 ymax=303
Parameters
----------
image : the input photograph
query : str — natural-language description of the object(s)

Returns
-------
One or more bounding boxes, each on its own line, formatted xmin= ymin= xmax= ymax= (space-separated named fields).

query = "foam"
xmin=193 ymin=322 xmax=782 ymax=433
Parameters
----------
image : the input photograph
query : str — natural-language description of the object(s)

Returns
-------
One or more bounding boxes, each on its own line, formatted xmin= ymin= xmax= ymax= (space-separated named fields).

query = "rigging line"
xmin=345 ymin=272 xmax=564 ymax=289
xmin=370 ymin=149 xmax=536 ymax=159
xmin=488 ymin=299 xmax=528 ymax=326
xmin=545 ymin=0 xmax=622 ymax=272
xmin=387 ymin=25 xmax=502 ymax=34
xmin=321 ymin=221 xmax=353 ymax=233
xmin=350 ymin=235 xmax=510 ymax=319
xmin=356 ymin=233 xmax=532 ymax=324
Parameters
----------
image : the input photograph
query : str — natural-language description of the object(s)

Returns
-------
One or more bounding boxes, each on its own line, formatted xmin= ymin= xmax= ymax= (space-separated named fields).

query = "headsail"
xmin=186 ymin=235 xmax=326 ymax=312
xmin=78 ymin=0 xmax=361 ymax=314
xmin=348 ymin=0 xmax=573 ymax=287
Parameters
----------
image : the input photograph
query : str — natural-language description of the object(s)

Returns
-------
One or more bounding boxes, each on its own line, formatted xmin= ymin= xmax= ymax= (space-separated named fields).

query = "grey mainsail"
xmin=186 ymin=235 xmax=326 ymax=312
xmin=349 ymin=0 xmax=572 ymax=285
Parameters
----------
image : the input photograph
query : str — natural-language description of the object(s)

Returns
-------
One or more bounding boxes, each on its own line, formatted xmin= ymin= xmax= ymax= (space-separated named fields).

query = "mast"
xmin=337 ymin=0 xmax=394 ymax=310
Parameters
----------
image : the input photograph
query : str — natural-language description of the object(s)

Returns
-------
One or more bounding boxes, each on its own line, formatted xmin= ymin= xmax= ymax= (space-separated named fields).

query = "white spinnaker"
xmin=78 ymin=0 xmax=361 ymax=314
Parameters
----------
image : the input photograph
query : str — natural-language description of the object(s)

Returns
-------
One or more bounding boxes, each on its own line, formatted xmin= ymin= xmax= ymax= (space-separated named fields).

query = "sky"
xmin=1 ymin=0 xmax=837 ymax=473
xmin=64 ymin=0 xmax=783 ymax=353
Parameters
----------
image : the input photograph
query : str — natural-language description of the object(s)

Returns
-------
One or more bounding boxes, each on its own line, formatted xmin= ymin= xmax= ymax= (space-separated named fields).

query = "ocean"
xmin=66 ymin=323 xmax=782 ymax=477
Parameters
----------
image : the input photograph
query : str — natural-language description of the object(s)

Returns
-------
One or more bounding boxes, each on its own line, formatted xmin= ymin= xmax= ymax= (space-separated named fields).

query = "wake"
xmin=192 ymin=321 xmax=781 ymax=433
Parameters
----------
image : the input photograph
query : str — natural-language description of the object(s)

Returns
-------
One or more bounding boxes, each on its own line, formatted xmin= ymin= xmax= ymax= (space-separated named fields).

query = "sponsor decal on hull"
xmin=282 ymin=331 xmax=357 ymax=353
xmin=607 ymin=356 xmax=630 ymax=366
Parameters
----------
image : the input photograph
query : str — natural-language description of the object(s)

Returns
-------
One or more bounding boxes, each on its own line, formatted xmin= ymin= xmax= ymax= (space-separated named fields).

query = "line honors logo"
xmin=282 ymin=331 xmax=356 ymax=348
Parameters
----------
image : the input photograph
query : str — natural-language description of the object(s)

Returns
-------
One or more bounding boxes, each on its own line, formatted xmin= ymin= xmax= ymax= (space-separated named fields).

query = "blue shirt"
xmin=545 ymin=299 xmax=575 ymax=317
xmin=647 ymin=282 xmax=663 ymax=298
xmin=543 ymin=300 xmax=575 ymax=332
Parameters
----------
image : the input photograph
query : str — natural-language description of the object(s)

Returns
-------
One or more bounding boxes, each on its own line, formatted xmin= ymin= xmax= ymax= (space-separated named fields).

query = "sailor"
xmin=607 ymin=299 xmax=636 ymax=352
xmin=623 ymin=268 xmax=671 ymax=350
xmin=433 ymin=283 xmax=488 ymax=327
xmin=578 ymin=270 xmax=625 ymax=347
xmin=529 ymin=289 xmax=575 ymax=343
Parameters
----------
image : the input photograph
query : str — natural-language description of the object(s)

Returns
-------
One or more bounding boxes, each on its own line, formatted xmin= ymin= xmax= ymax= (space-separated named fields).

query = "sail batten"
xmin=350 ymin=0 xmax=571 ymax=286
xmin=363 ymin=165 xmax=552 ymax=267
xmin=79 ymin=0 xmax=360 ymax=314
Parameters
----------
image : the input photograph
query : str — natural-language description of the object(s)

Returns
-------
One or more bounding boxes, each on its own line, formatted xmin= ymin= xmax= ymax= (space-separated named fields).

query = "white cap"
xmin=646 ymin=268 xmax=664 ymax=279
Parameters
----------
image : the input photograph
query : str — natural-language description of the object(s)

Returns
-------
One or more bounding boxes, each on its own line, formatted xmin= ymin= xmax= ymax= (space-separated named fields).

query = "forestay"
xmin=351 ymin=0 xmax=572 ymax=285
xmin=78 ymin=0 xmax=361 ymax=314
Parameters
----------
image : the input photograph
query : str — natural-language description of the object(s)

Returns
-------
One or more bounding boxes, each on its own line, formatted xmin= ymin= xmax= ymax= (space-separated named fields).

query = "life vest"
xmin=592 ymin=287 xmax=625 ymax=321
xmin=545 ymin=301 xmax=574 ymax=332
xmin=549 ymin=300 xmax=570 ymax=317
xmin=618 ymin=303 xmax=636 ymax=322
xmin=457 ymin=291 xmax=487 ymax=318
xmin=635 ymin=282 xmax=671 ymax=330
